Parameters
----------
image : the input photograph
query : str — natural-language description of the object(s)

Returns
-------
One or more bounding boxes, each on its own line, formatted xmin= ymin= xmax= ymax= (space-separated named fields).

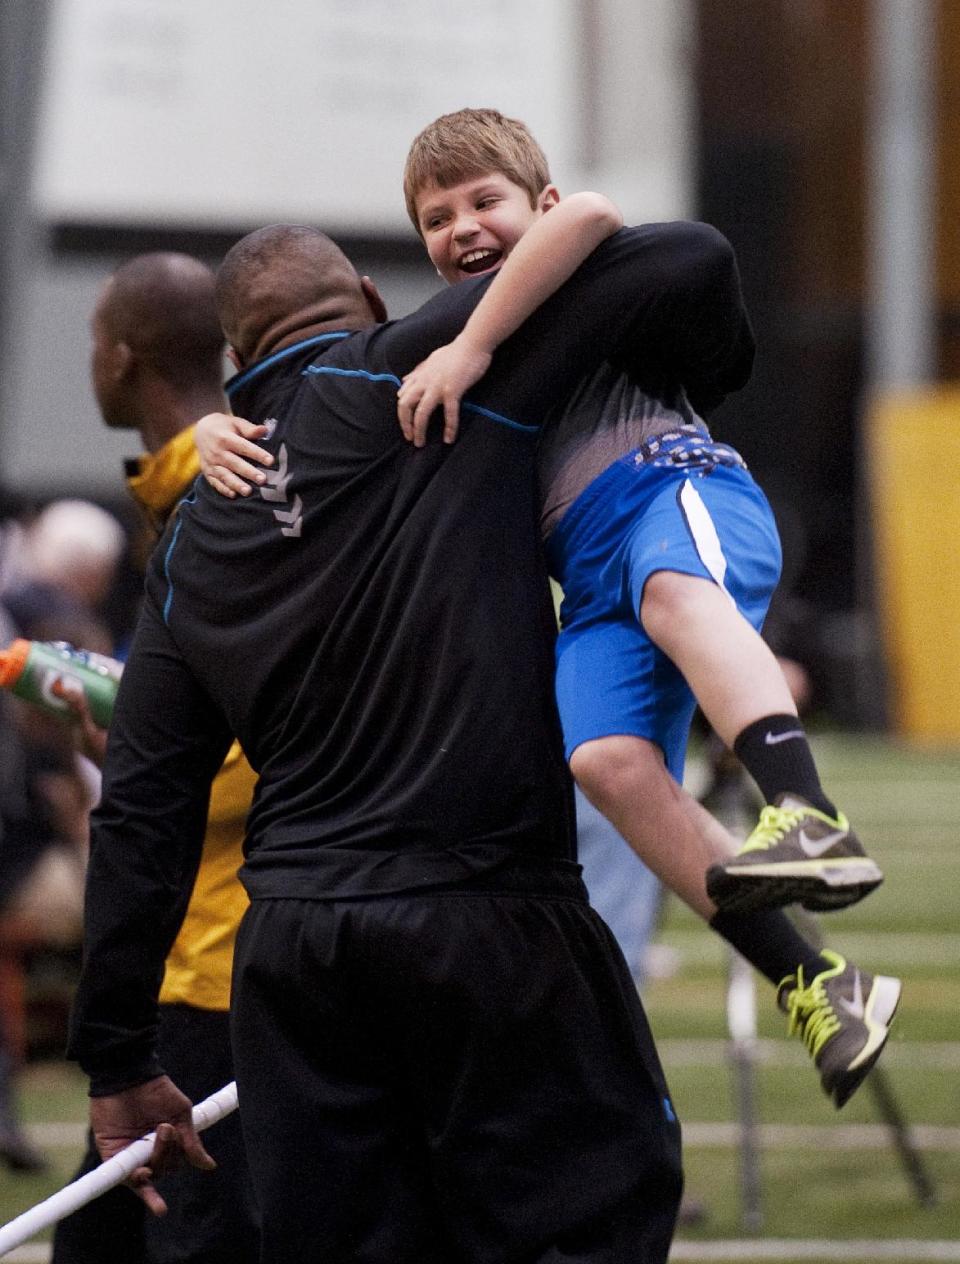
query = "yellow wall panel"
xmin=868 ymin=387 xmax=960 ymax=741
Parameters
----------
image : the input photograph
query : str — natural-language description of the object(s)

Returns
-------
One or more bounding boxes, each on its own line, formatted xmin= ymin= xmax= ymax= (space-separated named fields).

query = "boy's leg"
xmin=631 ymin=468 xmax=881 ymax=914
xmin=572 ymin=735 xmax=900 ymax=1108
xmin=575 ymin=784 xmax=662 ymax=985
xmin=573 ymin=732 xmax=840 ymax=941
xmin=642 ymin=572 xmax=834 ymax=816
xmin=571 ymin=734 xmax=723 ymax=921
xmin=557 ymin=604 xmax=899 ymax=1109
xmin=640 ymin=569 xmax=795 ymax=749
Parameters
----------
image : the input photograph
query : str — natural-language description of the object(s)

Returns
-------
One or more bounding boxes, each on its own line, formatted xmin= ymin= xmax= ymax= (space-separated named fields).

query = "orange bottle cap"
xmin=0 ymin=638 xmax=31 ymax=688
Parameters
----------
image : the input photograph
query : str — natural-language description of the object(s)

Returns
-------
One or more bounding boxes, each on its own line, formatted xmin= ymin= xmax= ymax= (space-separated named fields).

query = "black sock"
xmin=733 ymin=714 xmax=837 ymax=817
xmin=710 ymin=908 xmax=830 ymax=987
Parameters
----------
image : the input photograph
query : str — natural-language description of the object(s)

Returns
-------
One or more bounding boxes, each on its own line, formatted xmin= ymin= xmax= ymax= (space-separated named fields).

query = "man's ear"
xmin=537 ymin=184 xmax=561 ymax=213
xmin=227 ymin=347 xmax=243 ymax=371
xmin=112 ymin=341 xmax=134 ymax=382
xmin=360 ymin=276 xmax=388 ymax=323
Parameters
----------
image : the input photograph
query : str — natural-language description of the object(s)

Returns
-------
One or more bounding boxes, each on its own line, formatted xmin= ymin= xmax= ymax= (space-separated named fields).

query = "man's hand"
xmin=195 ymin=412 xmax=273 ymax=498
xmin=51 ymin=678 xmax=109 ymax=767
xmin=397 ymin=334 xmax=492 ymax=448
xmin=90 ymin=1075 xmax=216 ymax=1216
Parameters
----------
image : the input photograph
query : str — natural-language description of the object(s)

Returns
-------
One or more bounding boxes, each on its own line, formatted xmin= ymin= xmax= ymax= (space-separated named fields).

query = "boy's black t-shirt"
xmin=71 ymin=222 xmax=754 ymax=1090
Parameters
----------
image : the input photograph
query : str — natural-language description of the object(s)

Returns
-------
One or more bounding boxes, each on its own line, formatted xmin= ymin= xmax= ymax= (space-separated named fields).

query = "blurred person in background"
xmin=0 ymin=497 xmax=124 ymax=1175
xmin=1 ymin=498 xmax=124 ymax=652
xmin=0 ymin=542 xmax=49 ymax=1174
xmin=51 ymin=252 xmax=260 ymax=1264
xmin=0 ymin=497 xmax=122 ymax=946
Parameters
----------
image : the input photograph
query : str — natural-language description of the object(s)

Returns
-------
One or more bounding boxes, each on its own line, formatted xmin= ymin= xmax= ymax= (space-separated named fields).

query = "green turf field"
xmin=2 ymin=733 xmax=958 ymax=1262
xmin=651 ymin=733 xmax=960 ymax=1260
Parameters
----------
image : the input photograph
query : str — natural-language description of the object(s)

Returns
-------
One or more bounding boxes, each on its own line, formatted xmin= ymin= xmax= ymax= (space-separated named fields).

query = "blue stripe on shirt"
xmin=305 ymin=366 xmax=536 ymax=433
xmin=162 ymin=490 xmax=198 ymax=623
xmin=226 ymin=333 xmax=352 ymax=398
xmin=304 ymin=365 xmax=402 ymax=387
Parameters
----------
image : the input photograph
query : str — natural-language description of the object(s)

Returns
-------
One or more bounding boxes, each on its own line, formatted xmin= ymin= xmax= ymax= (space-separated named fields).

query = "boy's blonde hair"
xmin=403 ymin=108 xmax=551 ymax=235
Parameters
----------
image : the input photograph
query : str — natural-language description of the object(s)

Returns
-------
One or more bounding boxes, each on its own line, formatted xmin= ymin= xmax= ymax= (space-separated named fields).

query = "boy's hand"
xmin=397 ymin=335 xmax=492 ymax=448
xmin=91 ymin=1075 xmax=216 ymax=1217
xmin=195 ymin=413 xmax=273 ymax=499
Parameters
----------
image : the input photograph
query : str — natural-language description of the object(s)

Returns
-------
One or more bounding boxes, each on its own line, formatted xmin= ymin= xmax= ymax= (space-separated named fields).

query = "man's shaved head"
xmin=91 ymin=252 xmax=226 ymax=434
xmin=96 ymin=252 xmax=224 ymax=389
xmin=216 ymin=224 xmax=377 ymax=365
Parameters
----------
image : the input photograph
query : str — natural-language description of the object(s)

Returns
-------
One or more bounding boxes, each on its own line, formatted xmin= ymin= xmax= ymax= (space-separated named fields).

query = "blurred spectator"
xmin=0 ymin=496 xmax=120 ymax=931
xmin=1 ymin=498 xmax=125 ymax=651
xmin=0 ymin=498 xmax=123 ymax=1173
xmin=0 ymin=552 xmax=48 ymax=1171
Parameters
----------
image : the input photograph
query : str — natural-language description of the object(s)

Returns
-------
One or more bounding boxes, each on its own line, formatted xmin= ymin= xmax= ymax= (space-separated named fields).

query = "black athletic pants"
xmin=232 ymin=867 xmax=682 ymax=1263
xmin=52 ymin=1004 xmax=259 ymax=1264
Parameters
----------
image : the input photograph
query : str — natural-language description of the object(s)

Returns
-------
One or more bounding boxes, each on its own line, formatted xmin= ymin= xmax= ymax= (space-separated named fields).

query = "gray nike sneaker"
xmin=778 ymin=950 xmax=902 ymax=1108
xmin=705 ymin=792 xmax=884 ymax=913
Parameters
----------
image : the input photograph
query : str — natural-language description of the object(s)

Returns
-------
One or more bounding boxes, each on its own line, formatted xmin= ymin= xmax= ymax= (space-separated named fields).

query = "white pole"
xmin=0 ymin=1082 xmax=239 ymax=1258
xmin=866 ymin=0 xmax=937 ymax=388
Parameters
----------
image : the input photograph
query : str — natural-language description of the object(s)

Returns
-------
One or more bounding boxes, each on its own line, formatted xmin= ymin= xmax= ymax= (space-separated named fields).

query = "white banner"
xmin=32 ymin=0 xmax=583 ymax=232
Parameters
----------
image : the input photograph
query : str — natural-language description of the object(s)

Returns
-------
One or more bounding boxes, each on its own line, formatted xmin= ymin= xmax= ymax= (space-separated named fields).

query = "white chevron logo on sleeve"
xmin=257 ymin=443 xmax=303 ymax=536
xmin=259 ymin=444 xmax=292 ymax=501
xmin=273 ymin=495 xmax=303 ymax=538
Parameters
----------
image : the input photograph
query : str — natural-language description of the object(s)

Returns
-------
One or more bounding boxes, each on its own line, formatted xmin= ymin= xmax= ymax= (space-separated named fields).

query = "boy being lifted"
xmin=198 ymin=109 xmax=898 ymax=1108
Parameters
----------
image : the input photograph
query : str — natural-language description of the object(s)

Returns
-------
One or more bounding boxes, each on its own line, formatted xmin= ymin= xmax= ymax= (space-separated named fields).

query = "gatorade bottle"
xmin=0 ymin=638 xmax=120 ymax=728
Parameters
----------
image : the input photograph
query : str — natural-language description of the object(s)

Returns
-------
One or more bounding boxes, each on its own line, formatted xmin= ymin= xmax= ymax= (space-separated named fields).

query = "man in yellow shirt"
xmin=52 ymin=253 xmax=259 ymax=1264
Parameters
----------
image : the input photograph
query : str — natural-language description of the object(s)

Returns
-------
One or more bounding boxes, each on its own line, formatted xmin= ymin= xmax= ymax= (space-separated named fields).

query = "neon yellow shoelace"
xmin=740 ymin=804 xmax=806 ymax=854
xmin=783 ymin=966 xmax=842 ymax=1057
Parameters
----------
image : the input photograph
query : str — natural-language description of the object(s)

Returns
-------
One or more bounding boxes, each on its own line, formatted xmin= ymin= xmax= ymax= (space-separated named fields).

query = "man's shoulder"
xmin=589 ymin=221 xmax=733 ymax=275
xmin=358 ymin=276 xmax=493 ymax=380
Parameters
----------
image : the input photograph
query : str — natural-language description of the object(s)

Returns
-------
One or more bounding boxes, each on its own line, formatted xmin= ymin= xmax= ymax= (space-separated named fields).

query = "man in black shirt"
xmin=70 ymin=221 xmax=750 ymax=1262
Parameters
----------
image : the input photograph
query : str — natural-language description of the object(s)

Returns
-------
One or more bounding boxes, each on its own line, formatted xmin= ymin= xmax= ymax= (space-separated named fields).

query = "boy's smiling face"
xmin=415 ymin=173 xmax=559 ymax=286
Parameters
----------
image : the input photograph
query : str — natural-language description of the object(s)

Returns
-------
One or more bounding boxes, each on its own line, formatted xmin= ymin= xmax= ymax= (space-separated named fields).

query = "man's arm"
xmin=69 ymin=598 xmax=232 ymax=1088
xmin=385 ymin=222 xmax=753 ymax=429
xmin=619 ymin=223 xmax=754 ymax=414
xmin=67 ymin=597 xmax=232 ymax=1198
xmin=487 ymin=221 xmax=753 ymax=420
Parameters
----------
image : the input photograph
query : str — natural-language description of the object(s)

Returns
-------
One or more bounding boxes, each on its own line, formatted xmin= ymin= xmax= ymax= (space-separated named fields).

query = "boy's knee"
xmin=570 ymin=734 xmax=664 ymax=807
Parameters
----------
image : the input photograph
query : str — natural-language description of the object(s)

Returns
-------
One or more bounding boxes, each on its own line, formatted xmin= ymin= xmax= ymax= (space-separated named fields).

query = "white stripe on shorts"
xmin=679 ymin=479 xmax=736 ymax=605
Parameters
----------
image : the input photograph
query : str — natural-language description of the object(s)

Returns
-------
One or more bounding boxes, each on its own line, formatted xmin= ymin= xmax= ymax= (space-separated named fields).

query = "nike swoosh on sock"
xmin=764 ymin=729 xmax=805 ymax=745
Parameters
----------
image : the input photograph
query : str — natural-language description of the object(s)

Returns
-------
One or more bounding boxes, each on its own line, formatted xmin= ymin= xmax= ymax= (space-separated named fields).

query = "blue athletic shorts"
xmin=546 ymin=435 xmax=782 ymax=781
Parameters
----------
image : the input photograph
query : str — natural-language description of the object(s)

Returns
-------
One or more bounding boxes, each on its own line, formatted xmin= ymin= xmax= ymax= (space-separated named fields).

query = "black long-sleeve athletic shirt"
xmin=69 ymin=222 xmax=753 ymax=1093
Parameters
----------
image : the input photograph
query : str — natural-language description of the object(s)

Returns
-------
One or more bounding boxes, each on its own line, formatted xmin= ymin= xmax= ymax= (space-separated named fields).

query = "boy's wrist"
xmin=455 ymin=328 xmax=496 ymax=358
